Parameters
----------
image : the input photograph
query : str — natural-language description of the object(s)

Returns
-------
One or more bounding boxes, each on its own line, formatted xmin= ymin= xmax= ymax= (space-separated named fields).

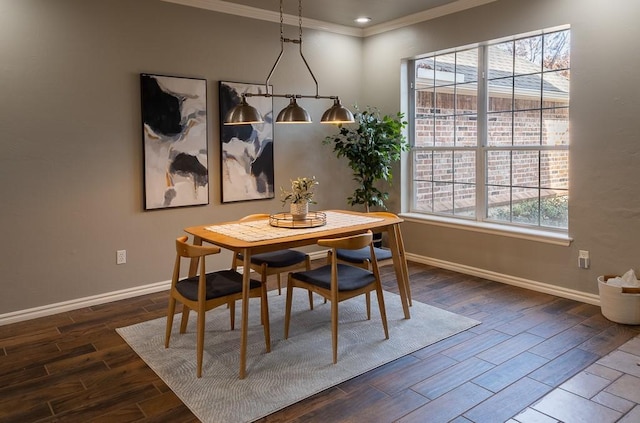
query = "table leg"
xmin=394 ymin=224 xmax=412 ymax=307
xmin=239 ymin=248 xmax=251 ymax=379
xmin=387 ymin=224 xmax=411 ymax=319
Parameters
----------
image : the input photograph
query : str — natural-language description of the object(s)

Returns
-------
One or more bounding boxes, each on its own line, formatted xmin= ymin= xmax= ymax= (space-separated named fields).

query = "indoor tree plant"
xmin=280 ymin=176 xmax=318 ymax=220
xmin=324 ymin=106 xmax=408 ymax=212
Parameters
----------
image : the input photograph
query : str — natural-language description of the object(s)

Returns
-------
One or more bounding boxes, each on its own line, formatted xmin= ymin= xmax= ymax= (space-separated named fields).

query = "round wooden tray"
xmin=269 ymin=211 xmax=327 ymax=228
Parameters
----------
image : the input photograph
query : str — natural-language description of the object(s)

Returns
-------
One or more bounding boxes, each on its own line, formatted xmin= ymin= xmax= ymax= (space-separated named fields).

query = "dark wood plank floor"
xmin=1 ymin=262 xmax=638 ymax=422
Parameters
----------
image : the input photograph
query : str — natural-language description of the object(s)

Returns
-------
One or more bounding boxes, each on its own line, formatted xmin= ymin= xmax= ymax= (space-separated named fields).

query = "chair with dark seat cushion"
xmin=336 ymin=245 xmax=393 ymax=266
xmin=165 ymin=236 xmax=270 ymax=378
xmin=335 ymin=212 xmax=412 ymax=307
xmin=232 ymin=214 xmax=314 ymax=308
xmin=284 ymin=231 xmax=389 ymax=364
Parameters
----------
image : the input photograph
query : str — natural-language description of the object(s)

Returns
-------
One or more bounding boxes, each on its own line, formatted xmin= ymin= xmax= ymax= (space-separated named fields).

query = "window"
xmin=410 ymin=28 xmax=570 ymax=231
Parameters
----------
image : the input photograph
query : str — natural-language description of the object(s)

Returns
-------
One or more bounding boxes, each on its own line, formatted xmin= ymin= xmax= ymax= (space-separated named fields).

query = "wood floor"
xmin=1 ymin=261 xmax=638 ymax=422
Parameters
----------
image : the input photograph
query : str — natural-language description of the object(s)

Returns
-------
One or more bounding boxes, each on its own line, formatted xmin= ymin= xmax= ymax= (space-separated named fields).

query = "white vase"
xmin=290 ymin=202 xmax=309 ymax=220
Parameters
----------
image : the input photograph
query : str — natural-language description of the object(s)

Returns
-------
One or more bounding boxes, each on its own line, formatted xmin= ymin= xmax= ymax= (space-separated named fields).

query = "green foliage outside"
xmin=490 ymin=195 xmax=568 ymax=228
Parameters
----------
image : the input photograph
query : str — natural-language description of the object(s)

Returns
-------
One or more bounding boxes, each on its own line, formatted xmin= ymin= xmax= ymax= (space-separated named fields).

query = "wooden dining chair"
xmin=284 ymin=231 xmax=389 ymax=364
xmin=165 ymin=236 xmax=270 ymax=378
xmin=231 ymin=213 xmax=314 ymax=308
xmin=334 ymin=212 xmax=412 ymax=306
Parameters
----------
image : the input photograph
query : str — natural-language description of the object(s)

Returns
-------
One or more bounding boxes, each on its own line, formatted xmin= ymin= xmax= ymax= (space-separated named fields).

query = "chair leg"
xmin=331 ymin=296 xmax=339 ymax=364
xmin=308 ymin=290 xmax=314 ymax=310
xmin=305 ymin=256 xmax=314 ymax=310
xmin=165 ymin=297 xmax=177 ymax=348
xmin=229 ymin=300 xmax=235 ymax=330
xmin=180 ymin=307 xmax=190 ymax=334
xmin=260 ymin=269 xmax=268 ymax=325
xmin=196 ymin=308 xmax=206 ymax=378
xmin=365 ymin=292 xmax=371 ymax=320
xmin=284 ymin=276 xmax=294 ymax=339
xmin=276 ymin=273 xmax=282 ymax=295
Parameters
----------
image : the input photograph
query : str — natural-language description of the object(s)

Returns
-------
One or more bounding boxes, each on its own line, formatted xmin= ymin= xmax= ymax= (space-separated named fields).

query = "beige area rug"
xmin=117 ymin=290 xmax=480 ymax=423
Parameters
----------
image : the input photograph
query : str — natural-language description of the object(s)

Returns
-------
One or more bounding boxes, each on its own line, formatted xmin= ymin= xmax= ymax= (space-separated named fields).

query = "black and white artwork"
xmin=219 ymin=81 xmax=274 ymax=203
xmin=141 ymin=74 xmax=208 ymax=210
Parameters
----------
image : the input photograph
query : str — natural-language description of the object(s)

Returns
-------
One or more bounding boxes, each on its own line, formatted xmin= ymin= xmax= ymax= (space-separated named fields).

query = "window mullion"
xmin=477 ymin=44 xmax=488 ymax=222
xmin=408 ymin=61 xmax=417 ymax=212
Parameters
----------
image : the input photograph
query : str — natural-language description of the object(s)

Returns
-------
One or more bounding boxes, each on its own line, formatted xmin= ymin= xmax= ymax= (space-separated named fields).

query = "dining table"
xmin=184 ymin=209 xmax=411 ymax=379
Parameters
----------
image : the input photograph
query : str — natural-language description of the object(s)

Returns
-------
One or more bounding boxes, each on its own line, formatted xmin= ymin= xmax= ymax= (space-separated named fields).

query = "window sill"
xmin=399 ymin=213 xmax=573 ymax=246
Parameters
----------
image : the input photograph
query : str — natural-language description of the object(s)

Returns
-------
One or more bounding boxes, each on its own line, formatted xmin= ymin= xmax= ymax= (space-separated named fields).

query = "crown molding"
xmin=161 ymin=0 xmax=497 ymax=37
xmin=160 ymin=0 xmax=364 ymax=37
xmin=363 ymin=0 xmax=498 ymax=37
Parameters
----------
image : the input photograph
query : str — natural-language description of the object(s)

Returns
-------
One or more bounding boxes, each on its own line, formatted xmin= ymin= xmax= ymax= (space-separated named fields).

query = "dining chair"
xmin=284 ymin=231 xmax=389 ymax=364
xmin=165 ymin=236 xmax=270 ymax=378
xmin=334 ymin=212 xmax=412 ymax=306
xmin=231 ymin=213 xmax=315 ymax=308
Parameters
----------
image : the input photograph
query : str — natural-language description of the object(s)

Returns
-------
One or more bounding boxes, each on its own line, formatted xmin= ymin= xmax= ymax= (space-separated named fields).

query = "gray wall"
xmin=0 ymin=0 xmax=361 ymax=314
xmin=363 ymin=0 xmax=640 ymax=294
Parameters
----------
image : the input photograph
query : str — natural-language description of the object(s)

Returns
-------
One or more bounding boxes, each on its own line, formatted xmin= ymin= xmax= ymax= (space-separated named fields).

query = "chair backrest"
xmin=173 ymin=236 xmax=222 ymax=287
xmin=367 ymin=211 xmax=398 ymax=219
xmin=175 ymin=235 xmax=221 ymax=258
xmin=318 ymin=231 xmax=374 ymax=251
xmin=319 ymin=231 xmax=381 ymax=292
xmin=239 ymin=213 xmax=270 ymax=222
xmin=232 ymin=215 xmax=270 ymax=267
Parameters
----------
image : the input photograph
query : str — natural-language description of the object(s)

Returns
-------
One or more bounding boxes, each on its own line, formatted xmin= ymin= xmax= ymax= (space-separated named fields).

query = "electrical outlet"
xmin=116 ymin=249 xmax=127 ymax=265
xmin=578 ymin=250 xmax=589 ymax=269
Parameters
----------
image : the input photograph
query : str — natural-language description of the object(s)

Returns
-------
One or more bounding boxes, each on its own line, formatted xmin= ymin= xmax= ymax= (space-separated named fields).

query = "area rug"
xmin=117 ymin=290 xmax=480 ymax=423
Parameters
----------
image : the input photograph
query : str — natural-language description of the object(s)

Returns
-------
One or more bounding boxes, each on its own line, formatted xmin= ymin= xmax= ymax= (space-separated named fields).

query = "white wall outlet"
xmin=578 ymin=250 xmax=589 ymax=269
xmin=116 ymin=249 xmax=127 ymax=265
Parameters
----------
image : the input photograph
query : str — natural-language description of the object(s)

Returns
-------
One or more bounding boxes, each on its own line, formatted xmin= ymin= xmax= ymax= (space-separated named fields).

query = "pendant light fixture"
xmin=224 ymin=0 xmax=354 ymax=125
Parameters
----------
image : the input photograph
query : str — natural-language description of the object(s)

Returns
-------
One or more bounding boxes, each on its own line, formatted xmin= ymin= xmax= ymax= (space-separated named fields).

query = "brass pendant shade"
xmin=320 ymin=98 xmax=355 ymax=124
xmin=276 ymin=98 xmax=312 ymax=123
xmin=223 ymin=0 xmax=353 ymax=126
xmin=224 ymin=96 xmax=262 ymax=125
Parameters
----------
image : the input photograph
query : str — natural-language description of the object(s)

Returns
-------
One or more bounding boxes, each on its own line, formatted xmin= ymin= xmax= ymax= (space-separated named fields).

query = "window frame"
xmin=407 ymin=27 xmax=570 ymax=237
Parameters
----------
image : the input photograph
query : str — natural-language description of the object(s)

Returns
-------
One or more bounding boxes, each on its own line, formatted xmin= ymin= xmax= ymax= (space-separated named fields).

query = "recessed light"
xmin=355 ymin=17 xmax=371 ymax=24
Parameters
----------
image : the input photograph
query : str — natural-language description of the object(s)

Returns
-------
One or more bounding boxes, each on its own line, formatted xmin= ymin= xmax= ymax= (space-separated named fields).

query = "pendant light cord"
xmin=263 ymin=0 xmax=319 ymax=99
xmin=224 ymin=0 xmax=354 ymax=125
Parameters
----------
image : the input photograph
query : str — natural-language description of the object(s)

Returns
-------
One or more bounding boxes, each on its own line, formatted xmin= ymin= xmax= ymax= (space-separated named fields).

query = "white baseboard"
xmin=307 ymin=250 xmax=329 ymax=261
xmin=405 ymin=253 xmax=601 ymax=306
xmin=0 ymin=280 xmax=171 ymax=326
xmin=1 ymin=251 xmax=599 ymax=326
xmin=0 ymin=254 xmax=330 ymax=326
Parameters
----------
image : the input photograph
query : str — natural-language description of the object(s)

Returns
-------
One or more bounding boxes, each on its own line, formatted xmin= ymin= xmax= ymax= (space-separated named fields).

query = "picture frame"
xmin=140 ymin=73 xmax=209 ymax=210
xmin=219 ymin=81 xmax=274 ymax=203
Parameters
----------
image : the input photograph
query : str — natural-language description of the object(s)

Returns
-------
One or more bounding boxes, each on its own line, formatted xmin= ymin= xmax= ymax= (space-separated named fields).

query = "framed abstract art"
xmin=140 ymin=73 xmax=208 ymax=210
xmin=218 ymin=81 xmax=274 ymax=203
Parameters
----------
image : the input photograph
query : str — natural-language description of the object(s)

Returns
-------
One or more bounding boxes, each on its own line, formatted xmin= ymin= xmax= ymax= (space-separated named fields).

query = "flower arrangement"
xmin=280 ymin=176 xmax=318 ymax=205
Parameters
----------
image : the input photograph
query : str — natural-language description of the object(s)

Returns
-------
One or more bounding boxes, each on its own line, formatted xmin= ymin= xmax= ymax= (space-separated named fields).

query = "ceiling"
xmin=162 ymin=0 xmax=497 ymax=36
xmin=222 ymin=0 xmax=461 ymax=28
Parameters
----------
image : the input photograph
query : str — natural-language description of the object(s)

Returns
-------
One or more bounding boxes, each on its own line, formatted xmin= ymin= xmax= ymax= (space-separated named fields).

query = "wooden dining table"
xmin=184 ymin=210 xmax=411 ymax=379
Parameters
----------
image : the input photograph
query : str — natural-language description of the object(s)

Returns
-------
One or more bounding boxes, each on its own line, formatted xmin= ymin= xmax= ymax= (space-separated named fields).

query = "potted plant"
xmin=323 ymin=106 xmax=408 ymax=212
xmin=280 ymin=176 xmax=318 ymax=220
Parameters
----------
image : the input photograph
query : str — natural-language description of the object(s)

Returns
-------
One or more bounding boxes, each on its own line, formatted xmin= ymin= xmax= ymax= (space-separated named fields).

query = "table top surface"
xmin=184 ymin=210 xmax=402 ymax=252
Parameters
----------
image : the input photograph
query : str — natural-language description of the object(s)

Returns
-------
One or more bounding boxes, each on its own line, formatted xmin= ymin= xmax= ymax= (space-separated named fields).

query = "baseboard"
xmin=307 ymin=250 xmax=328 ymax=261
xmin=405 ymin=253 xmax=601 ymax=306
xmin=0 ymin=254 xmax=330 ymax=326
xmin=1 ymin=251 xmax=599 ymax=326
xmin=0 ymin=280 xmax=172 ymax=326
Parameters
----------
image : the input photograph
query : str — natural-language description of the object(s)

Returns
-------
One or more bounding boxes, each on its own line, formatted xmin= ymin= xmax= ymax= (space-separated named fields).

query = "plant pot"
xmin=290 ymin=202 xmax=309 ymax=220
